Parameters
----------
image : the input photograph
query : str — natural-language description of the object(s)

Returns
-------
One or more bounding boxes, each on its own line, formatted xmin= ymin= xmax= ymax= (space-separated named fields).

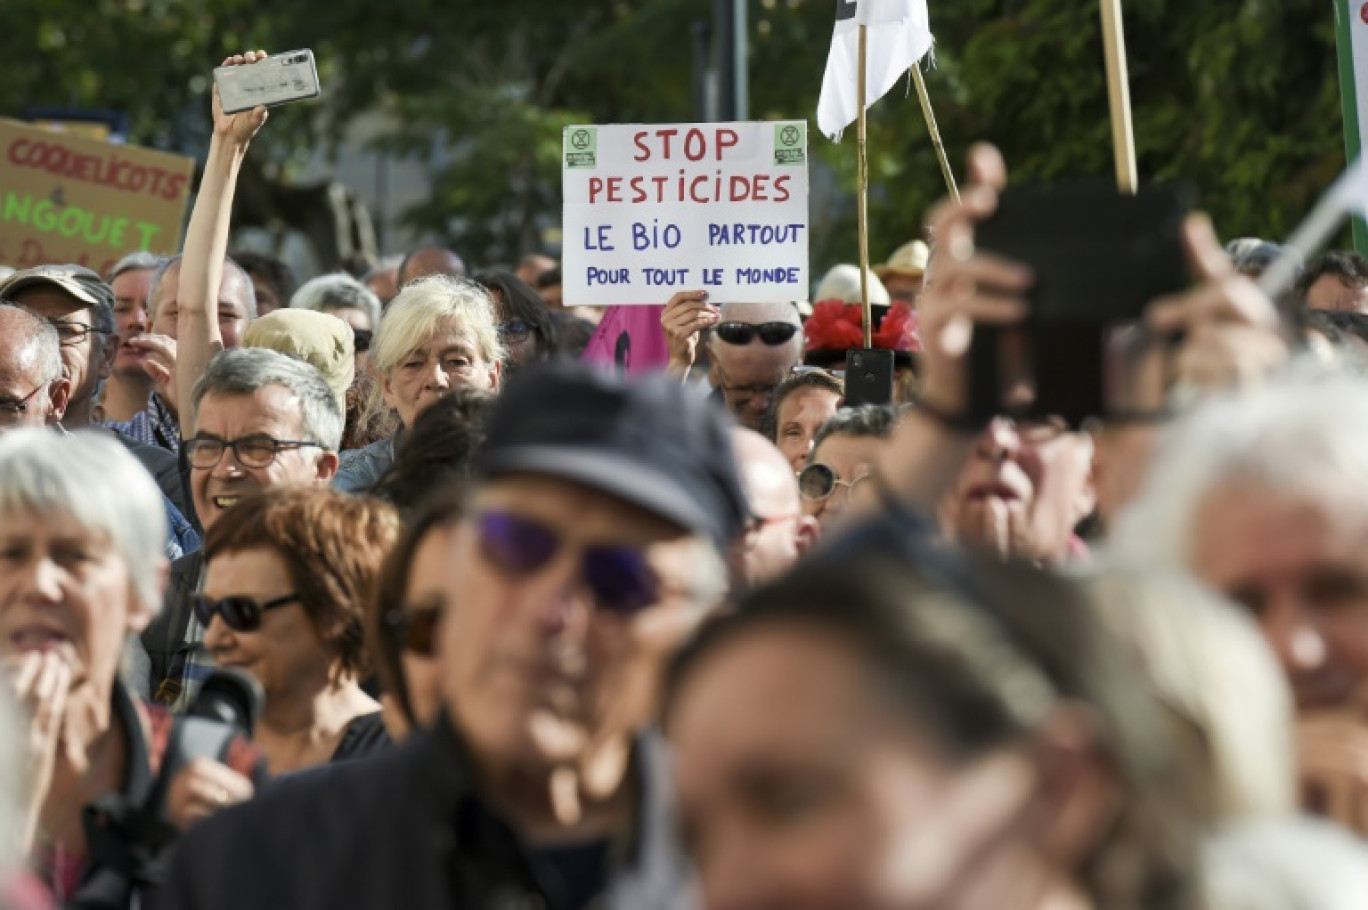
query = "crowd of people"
xmin=4 ymin=50 xmax=1368 ymax=910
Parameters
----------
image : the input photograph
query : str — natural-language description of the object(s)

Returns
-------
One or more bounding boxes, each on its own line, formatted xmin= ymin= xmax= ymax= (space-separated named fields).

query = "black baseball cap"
xmin=477 ymin=360 xmax=747 ymax=550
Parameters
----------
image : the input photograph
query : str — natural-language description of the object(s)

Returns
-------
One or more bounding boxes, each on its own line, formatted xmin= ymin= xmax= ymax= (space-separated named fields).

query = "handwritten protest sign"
xmin=563 ymin=121 xmax=809 ymax=306
xmin=0 ymin=119 xmax=194 ymax=275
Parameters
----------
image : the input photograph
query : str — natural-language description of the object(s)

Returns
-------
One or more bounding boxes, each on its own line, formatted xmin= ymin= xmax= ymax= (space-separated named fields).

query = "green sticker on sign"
xmin=565 ymin=127 xmax=598 ymax=169
xmin=774 ymin=122 xmax=806 ymax=166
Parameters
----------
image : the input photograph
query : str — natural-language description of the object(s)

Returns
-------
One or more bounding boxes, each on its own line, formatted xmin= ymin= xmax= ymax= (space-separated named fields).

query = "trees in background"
xmin=0 ymin=0 xmax=1342 ymax=267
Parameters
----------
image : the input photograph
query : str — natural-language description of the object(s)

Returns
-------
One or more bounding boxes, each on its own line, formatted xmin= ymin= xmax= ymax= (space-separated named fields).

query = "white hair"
xmin=1108 ymin=364 xmax=1368 ymax=570
xmin=1203 ymin=818 xmax=1368 ymax=910
xmin=0 ymin=429 xmax=167 ymax=609
xmin=290 ymin=271 xmax=383 ymax=333
xmin=1082 ymin=569 xmax=1296 ymax=820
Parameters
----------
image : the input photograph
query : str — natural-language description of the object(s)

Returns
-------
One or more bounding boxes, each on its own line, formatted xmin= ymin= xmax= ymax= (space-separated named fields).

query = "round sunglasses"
xmin=714 ymin=321 xmax=799 ymax=346
xmin=192 ymin=593 xmax=302 ymax=632
xmin=476 ymin=510 xmax=660 ymax=616
xmin=798 ymin=462 xmax=869 ymax=502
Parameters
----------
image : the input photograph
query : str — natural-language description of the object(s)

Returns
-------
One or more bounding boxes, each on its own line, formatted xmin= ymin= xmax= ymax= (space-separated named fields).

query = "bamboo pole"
xmin=911 ymin=65 xmax=959 ymax=204
xmin=857 ymin=23 xmax=872 ymax=348
xmin=1099 ymin=0 xmax=1138 ymax=193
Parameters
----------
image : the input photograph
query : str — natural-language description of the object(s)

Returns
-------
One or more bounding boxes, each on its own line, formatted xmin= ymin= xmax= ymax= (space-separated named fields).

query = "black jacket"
xmin=153 ymin=715 xmax=695 ymax=910
xmin=152 ymin=716 xmax=552 ymax=910
xmin=140 ymin=551 xmax=202 ymax=706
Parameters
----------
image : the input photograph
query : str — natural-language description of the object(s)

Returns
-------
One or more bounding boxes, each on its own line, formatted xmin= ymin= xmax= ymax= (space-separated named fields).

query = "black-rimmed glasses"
xmin=49 ymin=320 xmax=114 ymax=346
xmin=184 ymin=434 xmax=323 ymax=470
xmin=0 ymin=385 xmax=45 ymax=416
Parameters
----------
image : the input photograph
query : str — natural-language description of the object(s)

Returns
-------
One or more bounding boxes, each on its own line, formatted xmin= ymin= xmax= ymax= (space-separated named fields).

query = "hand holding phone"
xmin=213 ymin=49 xmax=320 ymax=118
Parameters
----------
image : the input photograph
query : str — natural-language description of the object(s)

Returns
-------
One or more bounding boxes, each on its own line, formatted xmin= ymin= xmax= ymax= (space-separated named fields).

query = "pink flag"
xmin=579 ymin=305 xmax=671 ymax=375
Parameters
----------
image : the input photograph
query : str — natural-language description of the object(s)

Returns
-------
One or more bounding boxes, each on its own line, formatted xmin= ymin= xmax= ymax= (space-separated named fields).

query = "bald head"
xmin=709 ymin=301 xmax=804 ymax=430
xmin=0 ymin=304 xmax=68 ymax=428
xmin=399 ymin=246 xmax=467 ymax=288
xmin=730 ymin=427 xmax=816 ymax=585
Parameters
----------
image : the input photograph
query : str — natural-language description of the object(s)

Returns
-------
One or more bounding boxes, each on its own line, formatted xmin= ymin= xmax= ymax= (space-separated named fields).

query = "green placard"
xmin=1336 ymin=0 xmax=1368 ymax=253
xmin=774 ymin=122 xmax=806 ymax=166
xmin=565 ymin=127 xmax=598 ymax=169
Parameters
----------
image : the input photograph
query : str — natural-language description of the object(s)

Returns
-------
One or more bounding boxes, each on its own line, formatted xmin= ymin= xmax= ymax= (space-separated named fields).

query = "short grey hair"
xmin=147 ymin=255 xmax=258 ymax=321
xmin=0 ymin=303 xmax=62 ymax=385
xmin=0 ymin=429 xmax=166 ymax=608
xmin=1109 ymin=364 xmax=1368 ymax=570
xmin=290 ymin=272 xmax=382 ymax=332
xmin=105 ymin=251 xmax=164 ymax=284
xmin=810 ymin=404 xmax=899 ymax=460
xmin=192 ymin=348 xmax=343 ymax=451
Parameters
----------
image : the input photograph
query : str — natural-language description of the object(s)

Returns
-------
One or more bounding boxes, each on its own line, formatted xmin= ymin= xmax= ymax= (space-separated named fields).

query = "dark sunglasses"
xmin=477 ymin=510 xmax=660 ymax=616
xmin=797 ymin=462 xmax=868 ymax=502
xmin=383 ymin=605 xmax=441 ymax=657
xmin=192 ymin=593 xmax=302 ymax=632
xmin=498 ymin=320 xmax=532 ymax=342
xmin=352 ymin=328 xmax=372 ymax=352
xmin=714 ymin=321 xmax=799 ymax=346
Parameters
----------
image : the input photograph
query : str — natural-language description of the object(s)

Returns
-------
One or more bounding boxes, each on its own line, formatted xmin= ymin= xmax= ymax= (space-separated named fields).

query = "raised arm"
xmin=176 ymin=51 xmax=269 ymax=436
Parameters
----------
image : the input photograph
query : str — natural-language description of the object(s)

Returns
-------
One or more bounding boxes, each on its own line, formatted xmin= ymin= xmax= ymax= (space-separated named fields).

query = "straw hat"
xmin=813 ymin=264 xmax=890 ymax=307
xmin=874 ymin=240 xmax=930 ymax=281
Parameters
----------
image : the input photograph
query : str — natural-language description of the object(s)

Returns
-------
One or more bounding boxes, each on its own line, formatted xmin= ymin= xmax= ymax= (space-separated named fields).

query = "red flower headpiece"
xmin=804 ymin=300 xmax=921 ymax=353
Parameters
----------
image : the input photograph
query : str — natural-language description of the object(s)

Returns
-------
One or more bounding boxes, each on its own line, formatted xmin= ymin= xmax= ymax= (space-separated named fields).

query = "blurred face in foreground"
xmin=670 ymin=623 xmax=1073 ymax=910
xmin=1191 ymin=483 xmax=1368 ymax=713
xmin=439 ymin=474 xmax=711 ymax=770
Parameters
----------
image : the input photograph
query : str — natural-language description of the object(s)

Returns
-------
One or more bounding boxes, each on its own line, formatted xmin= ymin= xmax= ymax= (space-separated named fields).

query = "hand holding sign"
xmin=660 ymin=290 xmax=718 ymax=374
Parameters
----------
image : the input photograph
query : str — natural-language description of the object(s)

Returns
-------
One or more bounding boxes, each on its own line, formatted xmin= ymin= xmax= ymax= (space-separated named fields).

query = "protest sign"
xmin=562 ymin=121 xmax=809 ymax=307
xmin=1336 ymin=0 xmax=1368 ymax=251
xmin=0 ymin=118 xmax=194 ymax=275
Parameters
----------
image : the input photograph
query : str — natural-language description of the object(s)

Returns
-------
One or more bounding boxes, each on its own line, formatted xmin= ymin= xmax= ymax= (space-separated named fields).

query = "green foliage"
xmin=0 ymin=0 xmax=1345 ymax=266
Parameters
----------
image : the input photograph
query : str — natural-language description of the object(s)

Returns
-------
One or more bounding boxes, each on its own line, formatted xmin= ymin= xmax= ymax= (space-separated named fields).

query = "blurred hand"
xmin=661 ymin=290 xmax=718 ymax=373
xmin=1299 ymin=712 xmax=1368 ymax=836
xmin=128 ymin=334 xmax=179 ymax=415
xmin=165 ymin=757 xmax=254 ymax=831
xmin=917 ymin=144 xmax=1032 ymax=417
xmin=6 ymin=652 xmax=71 ymax=851
xmin=213 ymin=51 xmax=270 ymax=148
xmin=1145 ymin=213 xmax=1288 ymax=397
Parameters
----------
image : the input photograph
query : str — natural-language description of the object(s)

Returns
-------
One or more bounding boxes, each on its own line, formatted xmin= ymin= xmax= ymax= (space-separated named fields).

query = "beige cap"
xmin=244 ymin=309 xmax=354 ymax=416
xmin=874 ymin=240 xmax=930 ymax=281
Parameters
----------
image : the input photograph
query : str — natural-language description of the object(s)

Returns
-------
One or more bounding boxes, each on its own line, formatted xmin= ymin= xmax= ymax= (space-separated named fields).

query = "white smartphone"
xmin=213 ymin=50 xmax=321 ymax=115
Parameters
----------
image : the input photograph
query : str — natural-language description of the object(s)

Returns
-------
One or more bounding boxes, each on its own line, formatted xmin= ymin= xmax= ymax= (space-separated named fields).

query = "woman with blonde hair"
xmin=334 ymin=274 xmax=503 ymax=493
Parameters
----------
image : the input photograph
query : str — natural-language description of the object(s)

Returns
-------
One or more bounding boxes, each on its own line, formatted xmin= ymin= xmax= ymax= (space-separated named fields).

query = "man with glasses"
xmin=0 ymin=304 xmax=69 ymax=432
xmin=0 ymin=265 xmax=118 ymax=431
xmin=731 ymin=427 xmax=818 ymax=586
xmin=0 ymin=266 xmax=196 ymax=525
xmin=160 ymin=360 xmax=747 ymax=910
xmin=661 ymin=290 xmax=805 ymax=430
xmin=142 ymin=347 xmax=341 ymax=707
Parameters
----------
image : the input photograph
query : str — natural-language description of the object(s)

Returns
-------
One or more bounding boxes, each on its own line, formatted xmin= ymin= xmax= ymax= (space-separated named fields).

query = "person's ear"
xmin=47 ymin=378 xmax=72 ymax=424
xmin=1029 ymin=703 xmax=1122 ymax=871
xmin=793 ymin=515 xmax=820 ymax=556
xmin=315 ymin=450 xmax=340 ymax=482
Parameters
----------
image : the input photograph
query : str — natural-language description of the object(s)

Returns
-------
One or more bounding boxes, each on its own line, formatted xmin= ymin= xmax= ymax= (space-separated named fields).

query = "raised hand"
xmin=212 ymin=50 xmax=271 ymax=149
xmin=661 ymin=290 xmax=719 ymax=374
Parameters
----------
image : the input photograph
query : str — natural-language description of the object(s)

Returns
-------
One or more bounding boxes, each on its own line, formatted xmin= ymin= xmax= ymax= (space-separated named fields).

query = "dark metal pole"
xmin=714 ymin=0 xmax=748 ymax=121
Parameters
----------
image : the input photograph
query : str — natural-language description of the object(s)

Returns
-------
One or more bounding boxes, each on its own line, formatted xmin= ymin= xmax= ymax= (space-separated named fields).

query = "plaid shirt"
xmin=106 ymin=392 xmax=181 ymax=455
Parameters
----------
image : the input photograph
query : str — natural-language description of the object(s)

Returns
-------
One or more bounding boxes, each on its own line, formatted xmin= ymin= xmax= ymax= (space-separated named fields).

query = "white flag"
xmin=817 ymin=0 xmax=935 ymax=141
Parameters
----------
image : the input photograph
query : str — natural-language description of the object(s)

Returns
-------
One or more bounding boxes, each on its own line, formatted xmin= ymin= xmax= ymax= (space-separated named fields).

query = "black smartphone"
xmin=969 ymin=181 xmax=1195 ymax=426
xmin=844 ymin=348 xmax=895 ymax=408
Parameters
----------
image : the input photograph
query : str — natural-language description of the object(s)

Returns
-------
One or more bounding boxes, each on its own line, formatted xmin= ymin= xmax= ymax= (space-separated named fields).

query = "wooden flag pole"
xmin=857 ymin=23 xmax=872 ymax=348
xmin=911 ymin=66 xmax=959 ymax=204
xmin=1099 ymin=0 xmax=1138 ymax=193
